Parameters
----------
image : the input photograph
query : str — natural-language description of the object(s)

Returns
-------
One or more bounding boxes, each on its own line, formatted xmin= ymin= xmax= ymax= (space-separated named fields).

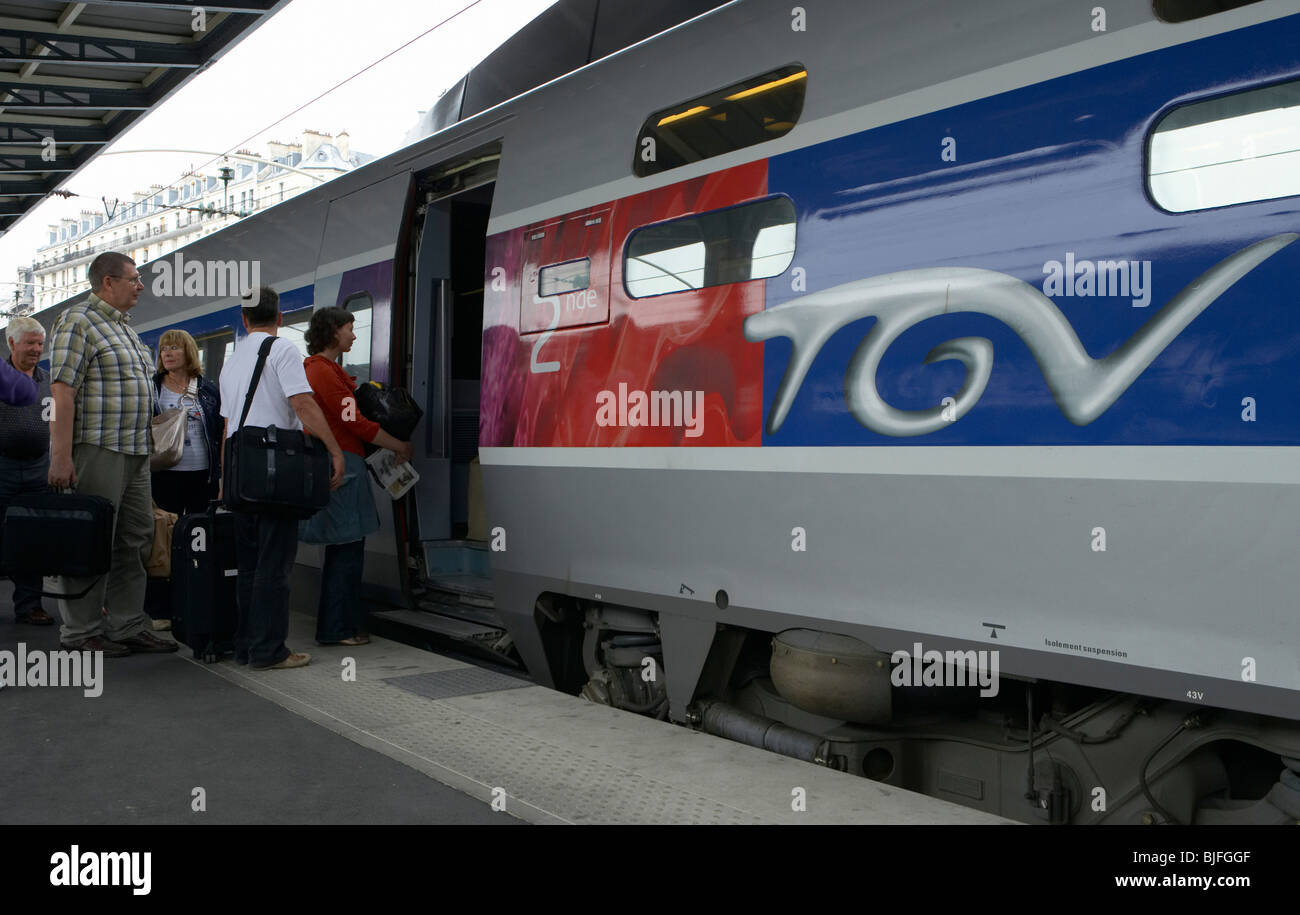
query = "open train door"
xmin=295 ymin=171 xmax=415 ymax=604
xmin=369 ymin=147 xmax=507 ymax=651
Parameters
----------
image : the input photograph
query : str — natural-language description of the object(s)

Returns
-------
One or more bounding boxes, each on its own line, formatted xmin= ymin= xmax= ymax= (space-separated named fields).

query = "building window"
xmin=1149 ymin=77 xmax=1300 ymax=212
xmin=623 ymin=195 xmax=797 ymax=298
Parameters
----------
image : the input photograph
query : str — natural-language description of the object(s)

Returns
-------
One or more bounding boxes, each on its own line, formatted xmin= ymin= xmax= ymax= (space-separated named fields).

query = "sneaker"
xmin=252 ymin=652 xmax=310 ymax=670
xmin=61 ymin=635 xmax=131 ymax=658
xmin=117 ymin=631 xmax=180 ymax=654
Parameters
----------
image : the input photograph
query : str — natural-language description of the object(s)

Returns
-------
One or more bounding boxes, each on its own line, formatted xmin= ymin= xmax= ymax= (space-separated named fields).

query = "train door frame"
xmin=396 ymin=146 xmax=500 ymax=585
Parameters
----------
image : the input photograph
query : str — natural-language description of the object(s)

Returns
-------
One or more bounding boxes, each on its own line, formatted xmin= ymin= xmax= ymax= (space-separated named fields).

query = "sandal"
xmin=21 ymin=609 xmax=55 ymax=626
xmin=339 ymin=635 xmax=370 ymax=646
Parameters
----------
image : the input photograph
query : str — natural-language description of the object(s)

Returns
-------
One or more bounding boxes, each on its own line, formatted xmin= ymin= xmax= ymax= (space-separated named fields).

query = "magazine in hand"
xmin=365 ymin=449 xmax=420 ymax=500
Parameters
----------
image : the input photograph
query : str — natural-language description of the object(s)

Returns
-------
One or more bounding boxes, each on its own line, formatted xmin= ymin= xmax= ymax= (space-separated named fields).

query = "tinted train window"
xmin=194 ymin=328 xmax=234 ymax=379
xmin=340 ymin=292 xmax=372 ymax=384
xmin=624 ymin=196 xmax=796 ymax=298
xmin=539 ymin=258 xmax=590 ymax=296
xmin=1153 ymin=0 xmax=1263 ymax=23
xmin=1149 ymin=78 xmax=1300 ymax=212
xmin=634 ymin=65 xmax=806 ymax=177
xmin=278 ymin=307 xmax=314 ymax=359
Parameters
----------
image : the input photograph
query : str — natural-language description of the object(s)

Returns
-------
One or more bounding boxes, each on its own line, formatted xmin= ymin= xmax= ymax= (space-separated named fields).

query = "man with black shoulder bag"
xmin=219 ymin=286 xmax=344 ymax=670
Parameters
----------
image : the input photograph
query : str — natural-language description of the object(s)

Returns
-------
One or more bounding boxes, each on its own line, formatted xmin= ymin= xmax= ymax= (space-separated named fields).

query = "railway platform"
xmin=0 ymin=581 xmax=1007 ymax=826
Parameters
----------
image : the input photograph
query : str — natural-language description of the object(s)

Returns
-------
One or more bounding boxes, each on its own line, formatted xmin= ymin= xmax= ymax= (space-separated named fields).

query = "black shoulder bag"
xmin=222 ymin=336 xmax=330 ymax=518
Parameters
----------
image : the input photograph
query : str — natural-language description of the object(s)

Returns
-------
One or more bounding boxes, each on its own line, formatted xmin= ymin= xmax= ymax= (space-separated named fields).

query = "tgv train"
xmin=21 ymin=0 xmax=1300 ymax=823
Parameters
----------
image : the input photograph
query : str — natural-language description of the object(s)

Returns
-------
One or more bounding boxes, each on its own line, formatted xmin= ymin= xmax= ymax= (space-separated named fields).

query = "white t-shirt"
xmin=219 ymin=331 xmax=313 ymax=437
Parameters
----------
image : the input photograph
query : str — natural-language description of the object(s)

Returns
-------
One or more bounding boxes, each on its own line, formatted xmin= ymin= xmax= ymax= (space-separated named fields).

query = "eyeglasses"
xmin=108 ymin=274 xmax=144 ymax=287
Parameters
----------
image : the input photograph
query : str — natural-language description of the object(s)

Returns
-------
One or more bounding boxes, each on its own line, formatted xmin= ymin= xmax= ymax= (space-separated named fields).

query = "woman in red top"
xmin=301 ymin=307 xmax=413 ymax=646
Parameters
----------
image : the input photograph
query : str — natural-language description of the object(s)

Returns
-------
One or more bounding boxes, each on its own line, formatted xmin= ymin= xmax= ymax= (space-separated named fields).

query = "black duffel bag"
xmin=355 ymin=380 xmax=423 ymax=441
xmin=0 ymin=490 xmax=114 ymax=598
xmin=223 ymin=336 xmax=330 ymax=519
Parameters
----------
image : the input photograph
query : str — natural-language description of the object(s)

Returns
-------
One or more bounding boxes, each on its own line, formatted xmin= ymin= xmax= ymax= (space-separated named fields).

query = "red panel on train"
xmin=481 ymin=160 xmax=768 ymax=448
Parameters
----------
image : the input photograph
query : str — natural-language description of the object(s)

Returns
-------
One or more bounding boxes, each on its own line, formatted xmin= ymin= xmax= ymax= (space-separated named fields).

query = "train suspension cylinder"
xmin=690 ymin=700 xmax=838 ymax=769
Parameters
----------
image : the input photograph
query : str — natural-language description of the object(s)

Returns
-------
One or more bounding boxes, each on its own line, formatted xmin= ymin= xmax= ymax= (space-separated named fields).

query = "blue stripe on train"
xmin=763 ymin=12 xmax=1300 ymax=446
xmin=136 ymin=284 xmax=314 ymax=350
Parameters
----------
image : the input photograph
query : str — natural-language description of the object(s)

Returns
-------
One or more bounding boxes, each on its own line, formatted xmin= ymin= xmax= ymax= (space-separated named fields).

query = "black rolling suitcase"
xmin=0 ymin=491 xmax=114 ymax=598
xmin=171 ymin=504 xmax=239 ymax=662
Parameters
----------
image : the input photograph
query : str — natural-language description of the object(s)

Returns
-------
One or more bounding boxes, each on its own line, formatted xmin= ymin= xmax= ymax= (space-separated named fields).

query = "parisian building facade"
xmin=12 ymin=129 xmax=369 ymax=316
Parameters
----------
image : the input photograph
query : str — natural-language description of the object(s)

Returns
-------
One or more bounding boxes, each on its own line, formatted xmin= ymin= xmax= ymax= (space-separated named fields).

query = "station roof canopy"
xmin=0 ymin=0 xmax=290 ymax=237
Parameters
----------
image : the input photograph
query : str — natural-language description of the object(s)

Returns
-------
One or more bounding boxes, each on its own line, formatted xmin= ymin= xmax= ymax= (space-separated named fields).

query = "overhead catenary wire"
xmin=17 ymin=0 xmax=494 ymax=313
xmin=28 ymin=0 xmax=489 ymax=223
xmin=133 ymin=0 xmax=489 ymax=209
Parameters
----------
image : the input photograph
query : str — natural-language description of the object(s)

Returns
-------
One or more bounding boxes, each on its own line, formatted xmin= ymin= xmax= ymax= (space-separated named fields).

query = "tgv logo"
xmin=744 ymin=235 xmax=1296 ymax=437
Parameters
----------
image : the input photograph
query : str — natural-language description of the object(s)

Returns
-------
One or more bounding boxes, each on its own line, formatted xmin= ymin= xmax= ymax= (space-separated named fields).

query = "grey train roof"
xmin=24 ymin=0 xmax=1293 ymax=332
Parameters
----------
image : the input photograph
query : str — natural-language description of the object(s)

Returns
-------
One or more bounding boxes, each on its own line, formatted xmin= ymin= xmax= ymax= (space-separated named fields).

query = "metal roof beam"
xmin=0 ymin=29 xmax=203 ymax=68
xmin=74 ymin=1 xmax=276 ymax=13
xmin=0 ymin=154 xmax=77 ymax=172
xmin=0 ymin=16 xmax=196 ymax=45
xmin=0 ymin=82 xmax=151 ymax=109
xmin=0 ymin=122 xmax=110 ymax=144
xmin=0 ymin=182 xmax=53 ymax=196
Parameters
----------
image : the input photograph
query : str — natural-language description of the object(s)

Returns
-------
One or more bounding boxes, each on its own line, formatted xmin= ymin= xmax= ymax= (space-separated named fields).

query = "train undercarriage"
xmin=530 ymin=595 xmax=1300 ymax=825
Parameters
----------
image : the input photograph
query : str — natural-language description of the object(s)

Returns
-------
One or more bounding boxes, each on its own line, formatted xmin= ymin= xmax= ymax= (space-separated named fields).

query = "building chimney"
xmin=335 ymin=130 xmax=350 ymax=161
xmin=301 ymin=129 xmax=329 ymax=161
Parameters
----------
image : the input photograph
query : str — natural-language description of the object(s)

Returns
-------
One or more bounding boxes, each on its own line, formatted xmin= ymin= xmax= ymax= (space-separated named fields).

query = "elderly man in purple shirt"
xmin=0 ymin=316 xmax=53 ymax=625
xmin=0 ymin=347 xmax=37 ymax=405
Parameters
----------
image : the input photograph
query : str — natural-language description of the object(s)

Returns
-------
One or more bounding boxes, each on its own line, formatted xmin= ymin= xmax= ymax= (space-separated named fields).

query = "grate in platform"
xmin=383 ymin=667 xmax=530 ymax=700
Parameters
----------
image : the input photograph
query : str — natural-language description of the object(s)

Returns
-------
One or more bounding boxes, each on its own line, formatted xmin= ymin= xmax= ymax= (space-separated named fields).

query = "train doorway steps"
xmin=423 ymin=572 xmax=495 ymax=609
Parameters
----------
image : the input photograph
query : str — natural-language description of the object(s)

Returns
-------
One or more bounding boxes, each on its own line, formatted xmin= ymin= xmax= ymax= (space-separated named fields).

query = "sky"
xmin=0 ymin=0 xmax=558 ymax=302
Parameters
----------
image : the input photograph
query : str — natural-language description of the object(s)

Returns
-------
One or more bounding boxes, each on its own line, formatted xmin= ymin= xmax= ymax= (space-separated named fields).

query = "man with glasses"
xmin=46 ymin=251 xmax=177 ymax=656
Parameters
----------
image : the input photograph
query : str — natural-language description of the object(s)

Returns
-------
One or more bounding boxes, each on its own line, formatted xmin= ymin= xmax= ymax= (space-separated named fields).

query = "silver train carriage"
xmin=20 ymin=0 xmax=1300 ymax=823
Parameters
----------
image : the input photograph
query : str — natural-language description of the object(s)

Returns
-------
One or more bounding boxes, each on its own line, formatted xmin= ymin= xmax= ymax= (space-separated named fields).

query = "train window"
xmin=624 ymin=195 xmax=796 ymax=298
xmin=538 ymin=258 xmax=591 ymax=296
xmin=194 ymin=328 xmax=235 ymax=379
xmin=1153 ymin=0 xmax=1263 ymax=23
xmin=634 ymin=64 xmax=806 ymax=177
xmin=340 ymin=292 xmax=372 ymax=383
xmin=278 ymin=307 xmax=314 ymax=359
xmin=1148 ymin=77 xmax=1300 ymax=211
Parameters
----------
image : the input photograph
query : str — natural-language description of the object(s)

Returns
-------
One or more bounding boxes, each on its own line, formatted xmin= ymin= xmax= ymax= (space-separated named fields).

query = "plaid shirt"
xmin=49 ymin=292 xmax=156 ymax=455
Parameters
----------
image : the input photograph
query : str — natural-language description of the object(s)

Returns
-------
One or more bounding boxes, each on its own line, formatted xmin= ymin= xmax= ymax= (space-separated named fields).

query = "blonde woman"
xmin=151 ymin=329 xmax=222 ymax=515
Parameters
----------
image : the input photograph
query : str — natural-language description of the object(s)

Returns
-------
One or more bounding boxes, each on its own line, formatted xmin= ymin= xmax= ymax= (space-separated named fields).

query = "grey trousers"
xmin=57 ymin=442 xmax=154 ymax=645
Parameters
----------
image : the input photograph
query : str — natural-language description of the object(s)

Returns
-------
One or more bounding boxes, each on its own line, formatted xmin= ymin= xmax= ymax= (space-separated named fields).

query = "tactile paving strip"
xmin=209 ymin=660 xmax=761 ymax=824
xmin=191 ymin=615 xmax=1009 ymax=825
xmin=383 ymin=667 xmax=531 ymax=700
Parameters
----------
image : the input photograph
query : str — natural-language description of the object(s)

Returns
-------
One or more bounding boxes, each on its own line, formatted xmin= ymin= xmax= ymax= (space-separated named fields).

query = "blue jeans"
xmin=315 ymin=539 xmax=365 ymax=642
xmin=233 ymin=511 xmax=299 ymax=667
xmin=0 ymin=453 xmax=50 ymax=619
